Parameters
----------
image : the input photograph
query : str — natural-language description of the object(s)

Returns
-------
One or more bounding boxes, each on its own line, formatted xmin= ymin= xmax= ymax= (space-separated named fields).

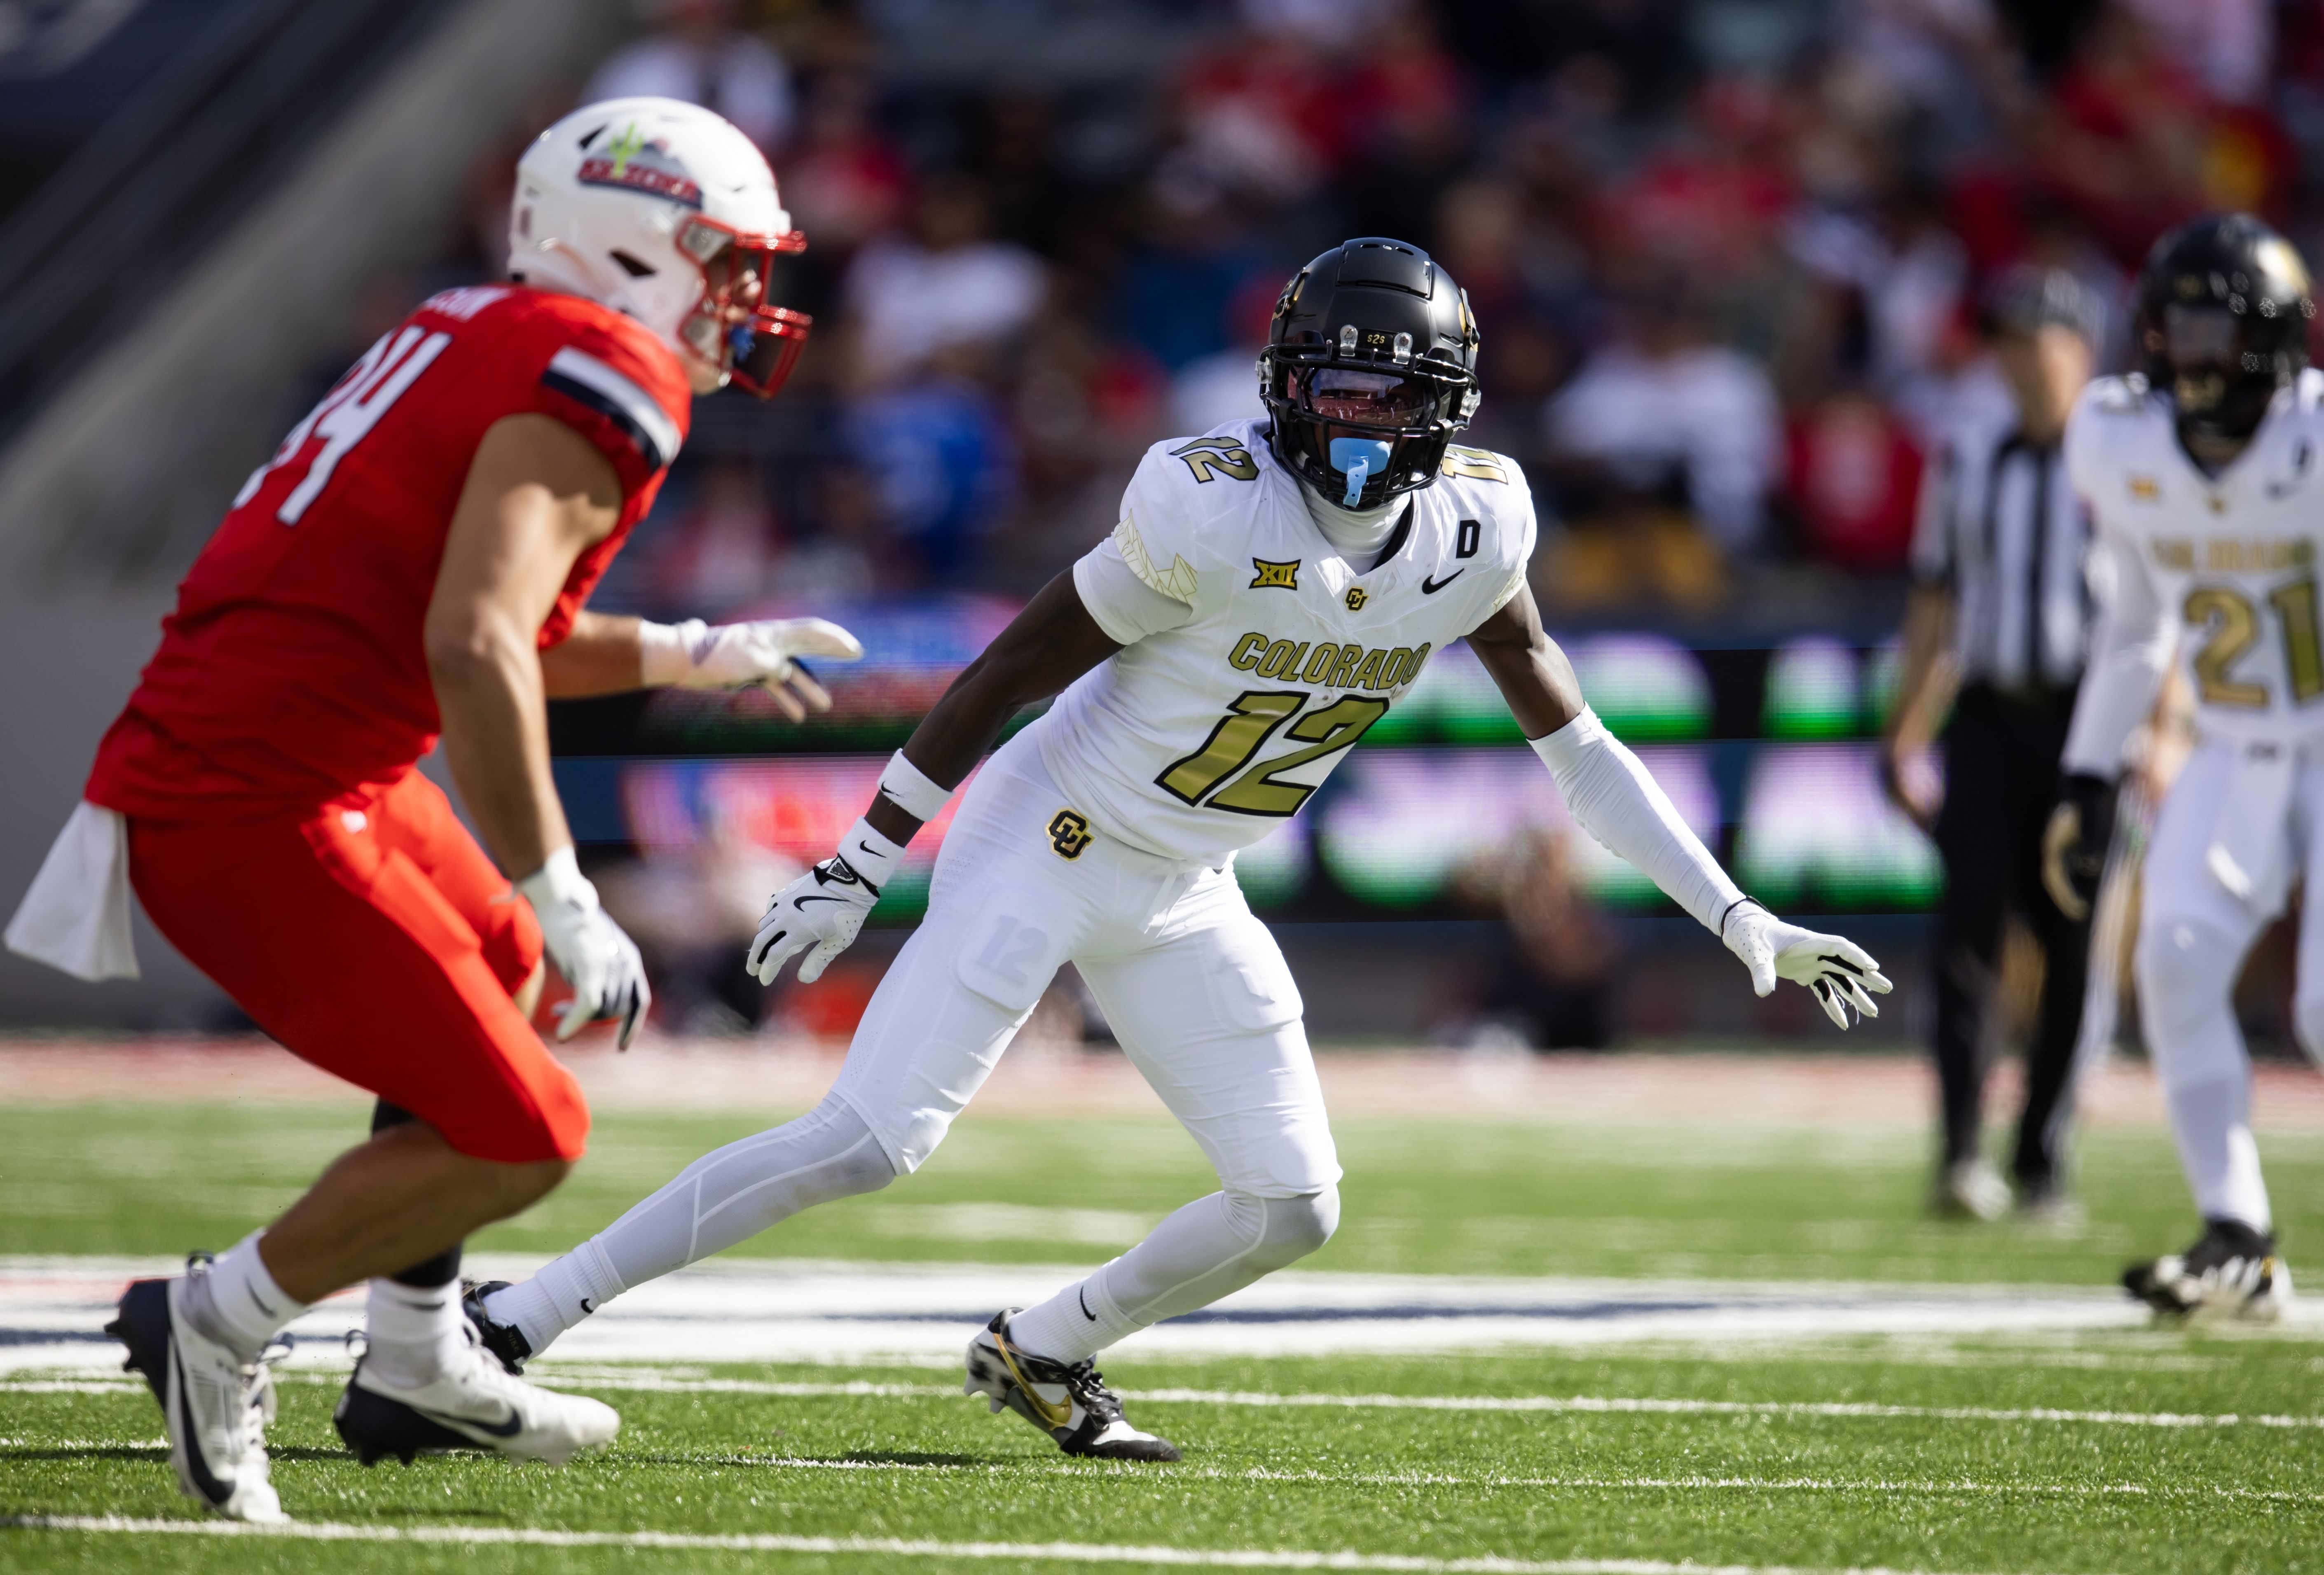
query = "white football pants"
xmin=499 ymin=729 xmax=1341 ymax=1361
xmin=2132 ymin=738 xmax=2324 ymax=1232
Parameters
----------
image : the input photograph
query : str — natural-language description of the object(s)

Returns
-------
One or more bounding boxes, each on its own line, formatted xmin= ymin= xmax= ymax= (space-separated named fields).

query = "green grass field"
xmin=5 ymin=1094 xmax=2324 ymax=1573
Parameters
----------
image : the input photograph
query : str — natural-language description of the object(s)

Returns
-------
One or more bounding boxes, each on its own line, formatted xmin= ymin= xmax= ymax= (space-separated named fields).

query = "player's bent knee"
xmin=2134 ymin=917 xmax=2238 ymax=1029
xmin=1249 ymin=1187 xmax=1339 ymax=1272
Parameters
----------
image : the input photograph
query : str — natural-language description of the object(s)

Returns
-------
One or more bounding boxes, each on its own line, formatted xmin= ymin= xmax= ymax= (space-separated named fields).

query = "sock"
xmin=483 ymin=1239 xmax=625 ymax=1359
xmin=2164 ymin=1073 xmax=2273 ymax=1232
xmin=1007 ymin=1270 xmax=1143 ymax=1368
xmin=180 ymin=1231 xmax=309 ymax=1362
xmin=363 ymin=1276 xmax=466 ymax=1386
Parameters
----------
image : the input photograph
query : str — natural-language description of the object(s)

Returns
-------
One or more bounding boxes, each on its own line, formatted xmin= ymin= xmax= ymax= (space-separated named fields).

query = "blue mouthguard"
xmin=1329 ymin=437 xmax=1393 ymax=507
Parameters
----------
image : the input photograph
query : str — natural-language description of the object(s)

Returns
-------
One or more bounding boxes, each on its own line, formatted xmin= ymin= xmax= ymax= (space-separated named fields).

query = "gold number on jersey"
xmin=2184 ymin=588 xmax=2267 ymax=707
xmin=2269 ymin=577 xmax=2324 ymax=702
xmin=1171 ymin=437 xmax=1260 ymax=484
xmin=1208 ymin=695 xmax=1390 ymax=816
xmin=2182 ymin=580 xmax=2324 ymax=708
xmin=1157 ymin=691 xmax=1305 ymax=804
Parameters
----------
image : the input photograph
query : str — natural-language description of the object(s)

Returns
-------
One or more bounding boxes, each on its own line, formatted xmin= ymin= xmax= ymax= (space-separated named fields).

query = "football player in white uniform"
xmin=471 ymin=238 xmax=1890 ymax=1456
xmin=2048 ymin=214 xmax=2321 ymax=1319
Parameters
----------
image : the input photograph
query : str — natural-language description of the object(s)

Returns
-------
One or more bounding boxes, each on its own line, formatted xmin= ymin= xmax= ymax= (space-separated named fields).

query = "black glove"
xmin=2042 ymin=772 xmax=2117 ymax=921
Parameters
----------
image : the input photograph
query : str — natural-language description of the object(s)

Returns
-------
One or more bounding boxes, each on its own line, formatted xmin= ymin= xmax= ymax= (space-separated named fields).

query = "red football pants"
xmin=128 ymin=769 xmax=587 ymax=1163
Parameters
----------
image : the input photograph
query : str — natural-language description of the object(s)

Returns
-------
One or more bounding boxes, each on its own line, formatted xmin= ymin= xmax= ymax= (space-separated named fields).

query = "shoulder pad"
xmin=2085 ymin=374 xmax=2150 ymax=416
xmin=1439 ymin=443 xmax=1513 ymax=484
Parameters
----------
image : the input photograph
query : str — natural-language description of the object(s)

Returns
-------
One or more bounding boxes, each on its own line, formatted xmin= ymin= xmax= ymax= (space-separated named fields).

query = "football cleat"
xmin=1932 ymin=1158 xmax=2010 ymax=1221
xmin=2123 ymin=1219 xmax=2292 ymax=1321
xmin=106 ymin=1269 xmax=287 ymax=1523
xmin=964 ymin=1309 xmax=1179 ymax=1462
xmin=461 ymin=1280 xmax=533 ymax=1374
xmin=332 ymin=1324 xmax=617 ymax=1466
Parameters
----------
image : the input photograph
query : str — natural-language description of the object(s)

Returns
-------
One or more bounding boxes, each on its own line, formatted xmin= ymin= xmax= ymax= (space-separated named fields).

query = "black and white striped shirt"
xmin=1910 ymin=414 xmax=2091 ymax=691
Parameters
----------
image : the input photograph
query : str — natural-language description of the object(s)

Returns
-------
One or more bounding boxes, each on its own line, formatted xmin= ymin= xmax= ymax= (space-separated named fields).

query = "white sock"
xmin=1006 ymin=1188 xmax=1338 ymax=1368
xmin=2165 ymin=1073 xmax=2273 ymax=1232
xmin=484 ymin=1239 xmax=625 ymax=1359
xmin=180 ymin=1231 xmax=308 ymax=1362
xmin=363 ymin=1278 xmax=466 ymax=1386
xmin=1007 ymin=1270 xmax=1143 ymax=1367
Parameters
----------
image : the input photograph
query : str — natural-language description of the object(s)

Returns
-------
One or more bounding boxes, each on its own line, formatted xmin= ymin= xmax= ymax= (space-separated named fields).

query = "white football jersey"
xmin=2068 ymin=369 xmax=2324 ymax=749
xmin=1035 ymin=418 xmax=1536 ymax=864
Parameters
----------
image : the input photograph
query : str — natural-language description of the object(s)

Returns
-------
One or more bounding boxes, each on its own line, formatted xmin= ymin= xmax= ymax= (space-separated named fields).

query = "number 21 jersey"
xmin=2068 ymin=369 xmax=2324 ymax=750
xmin=1037 ymin=417 xmax=1536 ymax=865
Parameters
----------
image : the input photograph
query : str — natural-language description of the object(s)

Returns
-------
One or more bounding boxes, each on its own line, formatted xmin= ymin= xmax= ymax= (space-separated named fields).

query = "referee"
xmin=1881 ymin=265 xmax=2102 ymax=1222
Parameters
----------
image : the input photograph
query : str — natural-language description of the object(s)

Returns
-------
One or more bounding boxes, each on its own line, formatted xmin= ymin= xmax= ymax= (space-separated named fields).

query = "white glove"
xmin=640 ymin=617 xmax=864 ymax=722
xmin=517 ymin=848 xmax=651 ymax=1047
xmin=1722 ymin=900 xmax=1892 ymax=1030
xmin=746 ymin=818 xmax=902 ymax=986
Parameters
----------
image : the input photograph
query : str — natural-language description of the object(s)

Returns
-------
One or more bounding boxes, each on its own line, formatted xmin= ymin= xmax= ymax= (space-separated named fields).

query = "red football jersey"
xmin=87 ymin=285 xmax=690 ymax=820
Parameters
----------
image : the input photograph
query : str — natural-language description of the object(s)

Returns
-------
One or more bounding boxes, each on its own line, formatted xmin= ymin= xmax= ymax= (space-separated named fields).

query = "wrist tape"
xmin=834 ymin=817 xmax=906 ymax=894
xmin=875 ymin=750 xmax=953 ymax=824
xmin=637 ymin=619 xmax=710 ymax=686
xmin=517 ymin=845 xmax=597 ymax=910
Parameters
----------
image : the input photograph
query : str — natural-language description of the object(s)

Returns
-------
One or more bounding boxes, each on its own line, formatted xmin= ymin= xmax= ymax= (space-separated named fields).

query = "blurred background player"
xmin=470 ymin=238 xmax=1889 ymax=1462
xmin=1882 ymin=265 xmax=2102 ymax=1222
xmin=2045 ymin=212 xmax=2318 ymax=1319
xmin=4 ymin=97 xmax=858 ymax=1518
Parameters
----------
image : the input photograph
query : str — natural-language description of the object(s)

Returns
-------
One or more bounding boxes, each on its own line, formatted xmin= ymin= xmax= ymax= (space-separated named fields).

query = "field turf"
xmin=5 ymin=1094 xmax=2324 ymax=1572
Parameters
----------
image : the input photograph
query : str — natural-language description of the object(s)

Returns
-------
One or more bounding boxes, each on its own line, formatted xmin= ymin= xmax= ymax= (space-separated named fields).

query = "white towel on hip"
xmin=4 ymin=801 xmax=140 ymax=981
xmin=2204 ymin=741 xmax=2299 ymax=912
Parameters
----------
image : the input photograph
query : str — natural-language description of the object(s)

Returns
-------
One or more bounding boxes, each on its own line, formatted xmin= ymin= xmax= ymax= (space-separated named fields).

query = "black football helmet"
xmin=1259 ymin=237 xmax=1481 ymax=512
xmin=2134 ymin=213 xmax=2316 ymax=444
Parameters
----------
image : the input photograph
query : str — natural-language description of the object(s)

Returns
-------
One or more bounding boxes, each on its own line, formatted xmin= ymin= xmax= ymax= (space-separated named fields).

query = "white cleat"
xmin=106 ymin=1271 xmax=286 ymax=1523
xmin=332 ymin=1326 xmax=618 ymax=1466
xmin=964 ymin=1309 xmax=1180 ymax=1461
xmin=2124 ymin=1219 xmax=2293 ymax=1323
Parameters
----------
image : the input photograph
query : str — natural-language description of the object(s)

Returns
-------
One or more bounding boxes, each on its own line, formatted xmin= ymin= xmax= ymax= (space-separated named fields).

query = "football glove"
xmin=641 ymin=617 xmax=864 ymax=722
xmin=517 ymin=848 xmax=650 ymax=1048
xmin=747 ymin=818 xmax=903 ymax=986
xmin=2041 ymin=772 xmax=2116 ymax=923
xmin=1722 ymin=900 xmax=1891 ymax=1030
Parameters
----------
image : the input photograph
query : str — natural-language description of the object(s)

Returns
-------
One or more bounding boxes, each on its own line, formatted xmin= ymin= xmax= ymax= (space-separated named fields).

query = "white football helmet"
xmin=510 ymin=96 xmax=810 ymax=395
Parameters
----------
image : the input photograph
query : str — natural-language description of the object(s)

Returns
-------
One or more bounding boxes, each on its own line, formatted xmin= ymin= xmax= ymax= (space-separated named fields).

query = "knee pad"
xmin=1230 ymin=1187 xmax=1339 ymax=1274
xmin=2134 ymin=918 xmax=2239 ymax=1036
xmin=794 ymin=1094 xmax=900 ymax=1203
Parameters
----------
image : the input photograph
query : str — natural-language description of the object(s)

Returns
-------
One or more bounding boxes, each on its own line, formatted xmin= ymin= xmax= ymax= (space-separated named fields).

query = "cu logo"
xmin=1047 ymin=809 xmax=1093 ymax=860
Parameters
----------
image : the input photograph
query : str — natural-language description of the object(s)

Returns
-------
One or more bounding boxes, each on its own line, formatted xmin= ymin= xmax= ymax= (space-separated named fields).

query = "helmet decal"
xmin=578 ymin=124 xmax=704 ymax=209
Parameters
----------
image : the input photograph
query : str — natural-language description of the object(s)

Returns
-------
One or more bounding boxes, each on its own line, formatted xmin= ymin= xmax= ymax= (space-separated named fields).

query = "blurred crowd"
xmin=356 ymin=0 xmax=2324 ymax=630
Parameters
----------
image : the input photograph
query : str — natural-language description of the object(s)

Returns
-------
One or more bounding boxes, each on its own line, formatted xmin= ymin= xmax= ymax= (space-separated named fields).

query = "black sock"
xmin=370 ymin=1100 xmax=462 ymax=1288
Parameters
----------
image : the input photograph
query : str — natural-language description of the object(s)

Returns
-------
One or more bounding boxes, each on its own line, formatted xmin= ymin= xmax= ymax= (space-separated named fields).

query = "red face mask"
xmin=676 ymin=215 xmax=812 ymax=397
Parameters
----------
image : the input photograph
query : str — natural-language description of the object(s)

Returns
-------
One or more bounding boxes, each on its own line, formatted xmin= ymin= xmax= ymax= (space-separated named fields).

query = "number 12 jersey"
xmin=1039 ymin=416 xmax=1537 ymax=865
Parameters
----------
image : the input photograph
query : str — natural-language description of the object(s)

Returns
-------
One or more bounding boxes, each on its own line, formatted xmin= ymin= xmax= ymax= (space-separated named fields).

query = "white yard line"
xmin=0 ymin=1515 xmax=2077 ymax=1575
xmin=8 ymin=1370 xmax=2320 ymax=1431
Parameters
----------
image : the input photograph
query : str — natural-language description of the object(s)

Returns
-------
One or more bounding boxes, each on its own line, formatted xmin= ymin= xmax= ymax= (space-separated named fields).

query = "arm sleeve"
xmin=2060 ymin=516 xmax=2173 ymax=776
xmin=1533 ymin=707 xmax=1744 ymax=933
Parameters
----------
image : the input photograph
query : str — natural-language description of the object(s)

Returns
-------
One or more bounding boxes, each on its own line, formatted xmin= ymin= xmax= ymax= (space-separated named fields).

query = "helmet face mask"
xmin=1259 ymin=238 xmax=1481 ymax=511
xmin=2134 ymin=213 xmax=2316 ymax=445
xmin=512 ymin=98 xmax=814 ymax=399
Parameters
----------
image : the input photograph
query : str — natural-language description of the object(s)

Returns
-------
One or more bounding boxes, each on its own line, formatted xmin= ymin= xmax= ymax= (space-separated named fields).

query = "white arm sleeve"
xmin=2060 ymin=521 xmax=2173 ymax=777
xmin=1532 ymin=707 xmax=1744 ymax=933
xmin=1072 ymin=528 xmax=1198 ymax=645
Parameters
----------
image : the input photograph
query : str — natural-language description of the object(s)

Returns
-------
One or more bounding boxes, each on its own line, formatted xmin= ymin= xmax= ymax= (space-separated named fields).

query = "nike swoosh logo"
xmin=579 ymin=1297 xmax=594 ymax=1315
xmin=412 ymin=1401 xmax=524 ymax=1438
xmin=795 ymin=895 xmax=848 ymax=907
xmin=1421 ymin=569 xmax=1464 ymax=594
xmin=1079 ymin=1287 xmax=1095 ymax=1321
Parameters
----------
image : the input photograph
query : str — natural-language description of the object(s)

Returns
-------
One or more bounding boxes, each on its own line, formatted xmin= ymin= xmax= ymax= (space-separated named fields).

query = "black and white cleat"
xmin=332 ymin=1324 xmax=617 ymax=1466
xmin=106 ymin=1265 xmax=287 ymax=1522
xmin=2123 ymin=1218 xmax=2291 ymax=1321
xmin=460 ymin=1279 xmax=533 ymax=1374
xmin=964 ymin=1309 xmax=1180 ymax=1462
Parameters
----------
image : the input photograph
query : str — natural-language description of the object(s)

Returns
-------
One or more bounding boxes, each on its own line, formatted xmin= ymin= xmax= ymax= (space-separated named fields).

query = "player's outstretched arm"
xmin=747 ymin=572 xmax=1122 ymax=986
xmin=1467 ymin=583 xmax=1891 ymax=1028
xmin=539 ymin=610 xmax=866 ymax=721
xmin=426 ymin=413 xmax=650 ymax=1045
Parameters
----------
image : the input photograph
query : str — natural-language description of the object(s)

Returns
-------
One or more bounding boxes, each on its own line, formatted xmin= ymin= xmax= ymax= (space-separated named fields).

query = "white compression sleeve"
xmin=1007 ymin=1188 xmax=1340 ymax=1368
xmin=484 ymin=1094 xmax=896 ymax=1357
xmin=1531 ymin=707 xmax=1743 ymax=933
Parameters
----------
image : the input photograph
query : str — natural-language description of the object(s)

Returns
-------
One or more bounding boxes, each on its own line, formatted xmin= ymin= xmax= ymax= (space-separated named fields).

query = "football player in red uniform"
xmin=5 ymin=98 xmax=854 ymax=1520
